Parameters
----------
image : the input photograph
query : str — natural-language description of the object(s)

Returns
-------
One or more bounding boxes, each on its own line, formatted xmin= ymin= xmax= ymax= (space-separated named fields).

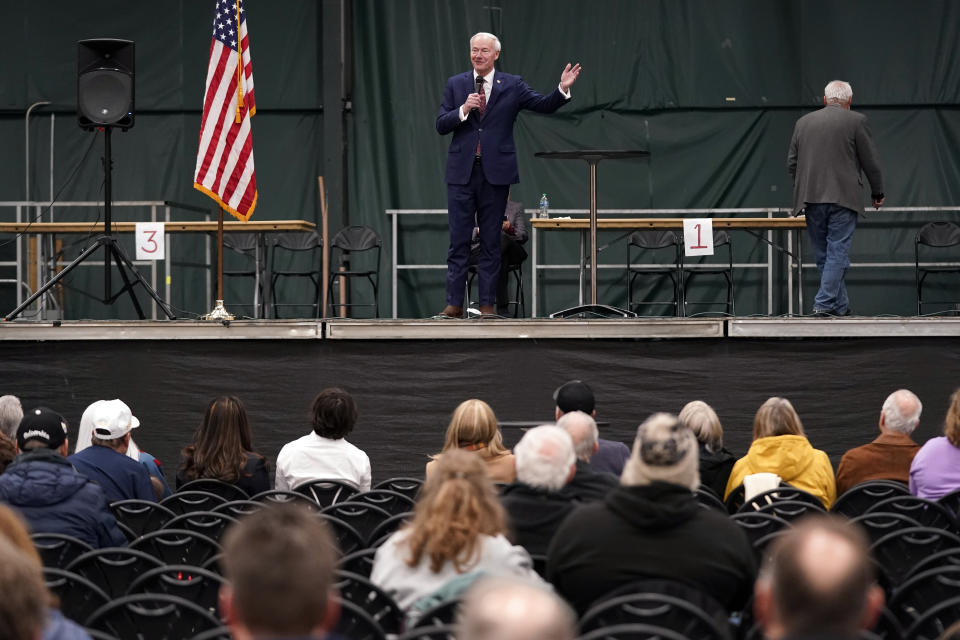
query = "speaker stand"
xmin=5 ymin=128 xmax=175 ymax=321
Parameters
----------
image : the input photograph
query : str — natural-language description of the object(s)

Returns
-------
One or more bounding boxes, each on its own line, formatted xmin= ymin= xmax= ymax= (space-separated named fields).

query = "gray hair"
xmin=513 ymin=425 xmax=575 ymax=491
xmin=556 ymin=410 xmax=598 ymax=462
xmin=470 ymin=32 xmax=501 ymax=52
xmin=881 ymin=389 xmax=922 ymax=435
xmin=678 ymin=400 xmax=723 ymax=452
xmin=824 ymin=80 xmax=853 ymax=104
xmin=0 ymin=396 xmax=23 ymax=440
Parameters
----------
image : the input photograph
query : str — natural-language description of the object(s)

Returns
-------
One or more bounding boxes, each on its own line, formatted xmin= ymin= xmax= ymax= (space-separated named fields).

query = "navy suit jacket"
xmin=436 ymin=70 xmax=569 ymax=186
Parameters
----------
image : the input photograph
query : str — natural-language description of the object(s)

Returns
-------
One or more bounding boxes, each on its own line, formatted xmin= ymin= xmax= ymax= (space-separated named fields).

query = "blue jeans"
xmin=804 ymin=203 xmax=857 ymax=314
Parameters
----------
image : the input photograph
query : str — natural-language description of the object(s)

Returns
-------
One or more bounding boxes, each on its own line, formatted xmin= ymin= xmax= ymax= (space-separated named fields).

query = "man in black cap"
xmin=0 ymin=407 xmax=127 ymax=548
xmin=553 ymin=380 xmax=630 ymax=476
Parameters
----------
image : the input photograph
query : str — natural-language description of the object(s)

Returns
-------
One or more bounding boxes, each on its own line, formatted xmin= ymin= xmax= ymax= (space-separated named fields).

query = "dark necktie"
xmin=476 ymin=79 xmax=486 ymax=156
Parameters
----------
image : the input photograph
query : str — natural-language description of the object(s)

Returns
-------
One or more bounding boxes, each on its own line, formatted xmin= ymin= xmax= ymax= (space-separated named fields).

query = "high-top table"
xmin=535 ymin=150 xmax=650 ymax=317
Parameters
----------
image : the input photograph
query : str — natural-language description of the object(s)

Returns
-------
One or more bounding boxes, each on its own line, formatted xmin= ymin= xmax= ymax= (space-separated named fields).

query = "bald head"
xmin=756 ymin=516 xmax=882 ymax=639
xmin=459 ymin=576 xmax=577 ymax=640
xmin=880 ymin=389 xmax=921 ymax=436
xmin=556 ymin=411 xmax=598 ymax=462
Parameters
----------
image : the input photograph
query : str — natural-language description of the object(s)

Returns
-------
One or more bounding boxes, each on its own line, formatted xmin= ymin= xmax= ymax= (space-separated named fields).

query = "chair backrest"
xmin=630 ymin=230 xmax=680 ymax=251
xmin=210 ymin=499 xmax=266 ymax=519
xmin=130 ymin=528 xmax=223 ymax=567
xmin=729 ymin=512 xmax=791 ymax=546
xmin=739 ymin=486 xmax=826 ymax=513
xmin=110 ymin=499 xmax=177 ymax=536
xmin=938 ymin=488 xmax=960 ymax=519
xmin=916 ymin=221 xmax=960 ymax=249
xmin=579 ymin=589 xmax=732 ymax=640
xmin=222 ymin=232 xmax=259 ymax=254
xmin=85 ymin=592 xmax=222 ymax=640
xmin=372 ymin=477 xmax=423 ymax=500
xmin=334 ymin=597 xmax=388 ymax=640
xmin=903 ymin=594 xmax=960 ymax=640
xmin=865 ymin=495 xmax=958 ymax=531
xmin=31 ymin=532 xmax=94 ymax=569
xmin=332 ymin=225 xmax=382 ymax=252
xmin=127 ymin=564 xmax=227 ymax=621
xmin=870 ymin=526 xmax=960 ymax=589
xmin=66 ymin=547 xmax=165 ymax=597
xmin=350 ymin=489 xmax=417 ymax=515
xmin=578 ymin=622 xmax=695 ymax=640
xmin=338 ymin=547 xmax=379 ymax=579
xmin=160 ymin=491 xmax=229 ymax=515
xmin=272 ymin=230 xmax=323 ymax=252
xmin=832 ymin=480 xmax=911 ymax=518
xmin=162 ymin=510 xmax=238 ymax=543
xmin=321 ymin=501 xmax=393 ymax=546
xmin=696 ymin=488 xmax=727 ymax=512
xmin=335 ymin=570 xmax=404 ymax=636
xmin=887 ymin=565 xmax=960 ymax=629
xmin=318 ymin=514 xmax=366 ymax=556
xmin=43 ymin=567 xmax=111 ymax=624
xmin=293 ymin=478 xmax=360 ymax=507
xmin=753 ymin=499 xmax=826 ymax=522
xmin=367 ymin=512 xmax=414 ymax=548
xmin=176 ymin=478 xmax=250 ymax=501
xmin=850 ymin=512 xmax=924 ymax=546
xmin=250 ymin=489 xmax=322 ymax=510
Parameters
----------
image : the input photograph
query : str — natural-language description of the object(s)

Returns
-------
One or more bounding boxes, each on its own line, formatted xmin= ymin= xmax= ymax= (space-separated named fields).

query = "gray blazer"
xmin=787 ymin=104 xmax=884 ymax=215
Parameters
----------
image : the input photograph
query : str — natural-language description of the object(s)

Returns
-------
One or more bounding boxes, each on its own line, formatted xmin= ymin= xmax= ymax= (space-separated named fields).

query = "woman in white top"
xmin=371 ymin=448 xmax=540 ymax=614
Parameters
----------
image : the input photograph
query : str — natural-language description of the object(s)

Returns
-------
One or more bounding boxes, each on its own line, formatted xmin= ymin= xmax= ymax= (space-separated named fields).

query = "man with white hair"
xmin=0 ymin=395 xmax=22 ymax=440
xmin=556 ymin=410 xmax=618 ymax=502
xmin=835 ymin=389 xmax=922 ymax=495
xmin=500 ymin=425 xmax=577 ymax=556
xmin=788 ymin=79 xmax=884 ymax=317
xmin=434 ymin=32 xmax=580 ymax=318
xmin=458 ymin=575 xmax=577 ymax=640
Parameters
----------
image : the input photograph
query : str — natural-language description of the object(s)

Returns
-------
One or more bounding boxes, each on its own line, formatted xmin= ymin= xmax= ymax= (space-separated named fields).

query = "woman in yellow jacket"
xmin=724 ymin=397 xmax=836 ymax=508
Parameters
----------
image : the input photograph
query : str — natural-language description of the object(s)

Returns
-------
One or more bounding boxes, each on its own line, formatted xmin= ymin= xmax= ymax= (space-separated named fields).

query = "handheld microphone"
xmin=471 ymin=76 xmax=484 ymax=113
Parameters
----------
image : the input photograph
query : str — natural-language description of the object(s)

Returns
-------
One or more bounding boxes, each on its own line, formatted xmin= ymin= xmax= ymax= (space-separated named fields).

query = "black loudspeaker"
xmin=77 ymin=38 xmax=134 ymax=130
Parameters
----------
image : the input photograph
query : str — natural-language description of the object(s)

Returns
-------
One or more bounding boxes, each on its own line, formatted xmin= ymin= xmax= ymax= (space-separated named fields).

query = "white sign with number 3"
xmin=683 ymin=218 xmax=714 ymax=257
xmin=135 ymin=223 xmax=165 ymax=261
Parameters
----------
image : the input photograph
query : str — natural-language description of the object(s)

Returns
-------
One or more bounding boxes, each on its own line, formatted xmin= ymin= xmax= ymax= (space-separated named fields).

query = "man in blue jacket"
xmin=0 ymin=407 xmax=127 ymax=548
xmin=435 ymin=32 xmax=580 ymax=318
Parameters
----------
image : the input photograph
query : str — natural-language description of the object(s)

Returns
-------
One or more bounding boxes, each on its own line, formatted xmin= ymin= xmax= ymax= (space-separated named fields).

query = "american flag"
xmin=194 ymin=0 xmax=257 ymax=221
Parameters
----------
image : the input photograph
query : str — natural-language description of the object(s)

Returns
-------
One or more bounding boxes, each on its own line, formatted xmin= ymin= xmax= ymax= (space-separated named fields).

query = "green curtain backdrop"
xmin=2 ymin=1 xmax=959 ymax=318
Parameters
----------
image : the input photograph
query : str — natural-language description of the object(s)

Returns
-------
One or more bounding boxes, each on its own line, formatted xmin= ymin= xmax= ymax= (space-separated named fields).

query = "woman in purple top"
xmin=910 ymin=389 xmax=960 ymax=500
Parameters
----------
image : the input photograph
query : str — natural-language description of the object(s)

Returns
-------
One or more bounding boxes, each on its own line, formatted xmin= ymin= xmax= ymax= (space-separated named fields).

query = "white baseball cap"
xmin=90 ymin=399 xmax=140 ymax=440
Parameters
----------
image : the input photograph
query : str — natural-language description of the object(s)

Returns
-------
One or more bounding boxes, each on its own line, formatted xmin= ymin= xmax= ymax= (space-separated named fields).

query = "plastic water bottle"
xmin=538 ymin=193 xmax=550 ymax=219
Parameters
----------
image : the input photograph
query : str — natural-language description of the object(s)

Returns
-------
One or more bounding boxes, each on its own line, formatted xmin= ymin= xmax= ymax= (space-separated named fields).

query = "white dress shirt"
xmin=275 ymin=432 xmax=372 ymax=492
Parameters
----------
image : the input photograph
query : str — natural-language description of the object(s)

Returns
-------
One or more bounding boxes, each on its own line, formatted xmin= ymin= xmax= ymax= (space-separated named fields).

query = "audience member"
xmin=373 ymin=449 xmax=541 ymax=616
xmin=547 ymin=413 xmax=756 ymax=615
xmin=0 ymin=505 xmax=93 ymax=640
xmin=275 ymin=387 xmax=371 ymax=492
xmin=458 ymin=575 xmax=577 ymax=640
xmin=0 ymin=395 xmax=23 ymax=440
xmin=556 ymin=410 xmax=618 ymax=501
xmin=177 ymin=396 xmax=270 ymax=496
xmin=500 ymin=425 xmax=577 ymax=555
xmin=220 ymin=504 xmax=341 ymax=640
xmin=910 ymin=388 xmax=960 ymax=500
xmin=835 ymin=389 xmax=921 ymax=495
xmin=679 ymin=400 xmax=736 ymax=498
xmin=554 ymin=380 xmax=630 ymax=476
xmin=0 ymin=407 xmax=126 ymax=548
xmin=68 ymin=399 xmax=156 ymax=503
xmin=426 ymin=399 xmax=515 ymax=483
xmin=0 ymin=536 xmax=48 ymax=640
xmin=75 ymin=399 xmax=172 ymax=499
xmin=724 ymin=397 xmax=836 ymax=508
xmin=754 ymin=516 xmax=883 ymax=640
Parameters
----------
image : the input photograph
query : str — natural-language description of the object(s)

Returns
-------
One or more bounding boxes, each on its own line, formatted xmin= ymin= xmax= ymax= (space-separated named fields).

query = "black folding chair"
xmin=368 ymin=512 xmax=413 ymax=548
xmin=373 ymin=477 xmax=423 ymax=500
xmin=327 ymin=225 xmax=382 ymax=318
xmin=338 ymin=547 xmax=379 ymax=579
xmin=903 ymin=595 xmax=960 ymax=640
xmin=251 ymin=489 xmax=322 ymax=511
xmin=294 ymin=477 xmax=361 ymax=507
xmin=85 ymin=593 xmax=221 ymax=640
xmin=738 ymin=487 xmax=825 ymax=514
xmin=695 ymin=487 xmax=727 ymax=512
xmin=110 ymin=499 xmax=177 ymax=537
xmin=163 ymin=511 xmax=238 ymax=543
xmin=915 ymin=221 xmax=960 ymax=315
xmin=335 ymin=570 xmax=404 ymax=636
xmin=850 ymin=512 xmax=923 ymax=546
xmin=626 ymin=229 xmax=683 ymax=317
xmin=176 ymin=478 xmax=249 ymax=501
xmin=831 ymin=480 xmax=911 ymax=518
xmin=127 ymin=564 xmax=227 ymax=621
xmin=333 ymin=597 xmax=388 ymax=640
xmin=578 ymin=623 xmax=691 ymax=640
xmin=321 ymin=501 xmax=393 ymax=545
xmin=887 ymin=565 xmax=960 ymax=630
xmin=870 ymin=526 xmax=960 ymax=590
xmin=865 ymin=495 xmax=958 ymax=532
xmin=350 ymin=489 xmax=417 ymax=516
xmin=66 ymin=547 xmax=165 ymax=597
xmin=210 ymin=499 xmax=265 ymax=519
xmin=580 ymin=590 xmax=732 ymax=640
xmin=319 ymin=514 xmax=366 ymax=555
xmin=729 ymin=512 xmax=791 ymax=547
xmin=753 ymin=499 xmax=826 ymax=523
xmin=160 ymin=491 xmax=228 ymax=516
xmin=31 ymin=532 xmax=94 ymax=569
xmin=43 ymin=567 xmax=110 ymax=624
xmin=130 ymin=528 xmax=222 ymax=567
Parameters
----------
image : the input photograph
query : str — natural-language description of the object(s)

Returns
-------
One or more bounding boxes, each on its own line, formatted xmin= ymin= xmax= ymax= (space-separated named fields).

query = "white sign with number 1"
xmin=135 ymin=223 xmax=165 ymax=261
xmin=683 ymin=218 xmax=714 ymax=257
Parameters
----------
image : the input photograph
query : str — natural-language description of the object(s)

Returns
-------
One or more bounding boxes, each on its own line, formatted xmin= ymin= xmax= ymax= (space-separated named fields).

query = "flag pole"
xmin=202 ymin=207 xmax=234 ymax=321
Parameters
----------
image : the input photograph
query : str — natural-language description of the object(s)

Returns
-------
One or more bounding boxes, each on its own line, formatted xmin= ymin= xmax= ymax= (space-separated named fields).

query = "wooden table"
xmin=3 ymin=220 xmax=316 ymax=319
xmin=530 ymin=216 xmax=808 ymax=316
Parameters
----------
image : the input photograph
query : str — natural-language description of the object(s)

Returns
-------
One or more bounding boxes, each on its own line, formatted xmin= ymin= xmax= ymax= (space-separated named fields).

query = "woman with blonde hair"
xmin=425 ymin=399 xmax=515 ymax=483
xmin=373 ymin=449 xmax=540 ymax=614
xmin=724 ymin=397 xmax=836 ymax=508
xmin=679 ymin=400 xmax=736 ymax=497
xmin=910 ymin=388 xmax=960 ymax=499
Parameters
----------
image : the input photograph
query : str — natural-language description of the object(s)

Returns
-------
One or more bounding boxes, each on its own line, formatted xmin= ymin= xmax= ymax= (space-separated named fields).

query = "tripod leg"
xmin=107 ymin=243 xmax=146 ymax=319
xmin=4 ymin=238 xmax=108 ymax=321
xmin=106 ymin=240 xmax=176 ymax=319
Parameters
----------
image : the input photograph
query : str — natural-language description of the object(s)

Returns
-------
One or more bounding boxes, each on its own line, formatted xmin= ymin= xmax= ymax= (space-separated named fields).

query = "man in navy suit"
xmin=435 ymin=32 xmax=581 ymax=318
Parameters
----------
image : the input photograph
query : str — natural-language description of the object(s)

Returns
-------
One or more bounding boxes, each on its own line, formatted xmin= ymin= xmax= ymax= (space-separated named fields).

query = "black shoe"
xmin=812 ymin=309 xmax=837 ymax=318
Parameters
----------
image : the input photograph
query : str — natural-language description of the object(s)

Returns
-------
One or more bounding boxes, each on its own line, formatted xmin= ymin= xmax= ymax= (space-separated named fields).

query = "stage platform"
xmin=1 ymin=316 xmax=959 ymax=483
xmin=2 ymin=315 xmax=960 ymax=340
